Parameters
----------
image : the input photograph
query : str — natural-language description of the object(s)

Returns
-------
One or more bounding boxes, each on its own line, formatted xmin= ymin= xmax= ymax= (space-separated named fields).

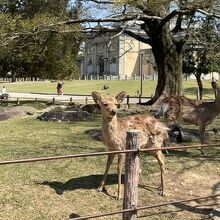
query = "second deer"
xmin=156 ymin=81 xmax=220 ymax=155
xmin=92 ymin=91 xmax=169 ymax=199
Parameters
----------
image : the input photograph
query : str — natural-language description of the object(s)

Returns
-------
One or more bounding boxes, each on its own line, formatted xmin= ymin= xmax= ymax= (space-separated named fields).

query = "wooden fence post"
xmin=70 ymin=97 xmax=73 ymax=104
xmin=85 ymin=97 xmax=88 ymax=105
xmin=138 ymin=94 xmax=142 ymax=103
xmin=127 ymin=95 xmax=130 ymax=109
xmin=52 ymin=97 xmax=55 ymax=104
xmin=123 ymin=130 xmax=141 ymax=220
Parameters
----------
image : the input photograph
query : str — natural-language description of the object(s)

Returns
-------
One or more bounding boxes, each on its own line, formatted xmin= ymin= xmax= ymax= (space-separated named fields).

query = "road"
xmin=7 ymin=92 xmax=151 ymax=104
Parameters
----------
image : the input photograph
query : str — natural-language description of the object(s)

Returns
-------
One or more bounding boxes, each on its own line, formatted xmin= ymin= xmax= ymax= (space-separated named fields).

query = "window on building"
xmin=87 ymin=59 xmax=92 ymax=65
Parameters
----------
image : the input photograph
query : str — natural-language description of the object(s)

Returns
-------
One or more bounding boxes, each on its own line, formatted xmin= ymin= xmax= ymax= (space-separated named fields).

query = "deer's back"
xmin=116 ymin=115 xmax=168 ymax=149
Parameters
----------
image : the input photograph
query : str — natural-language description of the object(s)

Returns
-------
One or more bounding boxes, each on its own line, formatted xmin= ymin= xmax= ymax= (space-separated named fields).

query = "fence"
xmin=0 ymin=77 xmax=43 ymax=82
xmin=1 ymin=94 xmax=151 ymax=105
xmin=81 ymin=74 xmax=156 ymax=81
xmin=0 ymin=131 xmax=219 ymax=220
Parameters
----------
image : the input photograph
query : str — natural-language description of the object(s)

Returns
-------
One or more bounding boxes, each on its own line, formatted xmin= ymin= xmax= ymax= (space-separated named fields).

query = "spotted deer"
xmin=157 ymin=81 xmax=220 ymax=155
xmin=92 ymin=91 xmax=169 ymax=199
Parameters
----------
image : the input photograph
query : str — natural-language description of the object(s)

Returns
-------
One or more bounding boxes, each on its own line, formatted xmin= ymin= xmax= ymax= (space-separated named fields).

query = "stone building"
xmin=80 ymin=27 xmax=157 ymax=80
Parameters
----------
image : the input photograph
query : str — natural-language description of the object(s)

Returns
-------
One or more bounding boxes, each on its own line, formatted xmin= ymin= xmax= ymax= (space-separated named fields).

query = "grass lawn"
xmin=0 ymin=105 xmax=219 ymax=220
xmin=1 ymin=79 xmax=217 ymax=98
xmin=0 ymin=80 xmax=219 ymax=219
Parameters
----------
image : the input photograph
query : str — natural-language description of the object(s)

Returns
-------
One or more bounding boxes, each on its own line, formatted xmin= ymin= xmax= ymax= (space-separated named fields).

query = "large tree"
xmin=66 ymin=0 xmax=220 ymax=104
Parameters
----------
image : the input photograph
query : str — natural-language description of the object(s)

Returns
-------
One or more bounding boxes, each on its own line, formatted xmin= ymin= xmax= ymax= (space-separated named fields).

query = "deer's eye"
xmin=104 ymin=103 xmax=108 ymax=107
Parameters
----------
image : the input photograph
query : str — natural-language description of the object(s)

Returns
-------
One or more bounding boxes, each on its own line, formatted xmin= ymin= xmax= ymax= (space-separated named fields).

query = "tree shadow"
xmin=184 ymin=87 xmax=214 ymax=97
xmin=170 ymin=182 xmax=220 ymax=219
xmin=212 ymin=181 xmax=220 ymax=209
xmin=37 ymin=174 xmax=124 ymax=197
xmin=172 ymin=202 xmax=215 ymax=217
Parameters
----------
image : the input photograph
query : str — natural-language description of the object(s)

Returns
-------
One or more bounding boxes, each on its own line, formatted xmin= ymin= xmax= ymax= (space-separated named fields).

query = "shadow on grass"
xmin=172 ymin=202 xmax=214 ymax=216
xmin=38 ymin=174 xmax=124 ymax=196
xmin=139 ymin=203 xmax=213 ymax=219
xmin=184 ymin=87 xmax=214 ymax=97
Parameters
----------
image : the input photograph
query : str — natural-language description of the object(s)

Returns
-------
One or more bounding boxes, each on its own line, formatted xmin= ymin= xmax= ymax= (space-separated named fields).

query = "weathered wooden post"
xmin=52 ymin=97 xmax=55 ymax=104
xmin=85 ymin=97 xmax=88 ymax=105
xmin=70 ymin=97 xmax=73 ymax=104
xmin=123 ymin=130 xmax=141 ymax=220
xmin=17 ymin=98 xmax=20 ymax=105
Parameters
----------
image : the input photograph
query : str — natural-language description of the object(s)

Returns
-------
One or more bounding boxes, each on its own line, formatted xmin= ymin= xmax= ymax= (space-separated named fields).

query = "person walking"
xmin=57 ymin=81 xmax=63 ymax=95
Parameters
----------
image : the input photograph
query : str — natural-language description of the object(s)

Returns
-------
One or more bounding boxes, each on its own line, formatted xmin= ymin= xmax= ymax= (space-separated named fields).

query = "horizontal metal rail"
xmin=71 ymin=194 xmax=220 ymax=220
xmin=0 ymin=143 xmax=219 ymax=165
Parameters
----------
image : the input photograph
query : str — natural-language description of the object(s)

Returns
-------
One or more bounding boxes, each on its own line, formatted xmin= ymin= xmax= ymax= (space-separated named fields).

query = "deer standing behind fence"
xmin=156 ymin=81 xmax=220 ymax=155
xmin=92 ymin=91 xmax=169 ymax=199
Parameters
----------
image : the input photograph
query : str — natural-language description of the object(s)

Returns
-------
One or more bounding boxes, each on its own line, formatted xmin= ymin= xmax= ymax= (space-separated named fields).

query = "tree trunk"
xmin=143 ymin=26 xmax=183 ymax=105
xmin=195 ymin=74 xmax=203 ymax=100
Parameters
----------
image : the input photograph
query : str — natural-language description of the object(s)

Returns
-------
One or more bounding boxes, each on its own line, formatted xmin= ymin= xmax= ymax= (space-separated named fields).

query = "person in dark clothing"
xmin=57 ymin=81 xmax=63 ymax=95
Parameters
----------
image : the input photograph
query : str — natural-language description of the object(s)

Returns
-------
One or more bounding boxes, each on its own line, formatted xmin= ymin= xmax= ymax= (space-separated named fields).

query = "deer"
xmin=156 ymin=81 xmax=220 ymax=156
xmin=92 ymin=91 xmax=169 ymax=199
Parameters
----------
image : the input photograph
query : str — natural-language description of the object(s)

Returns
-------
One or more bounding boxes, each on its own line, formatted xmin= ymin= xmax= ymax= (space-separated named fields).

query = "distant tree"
xmin=183 ymin=16 xmax=220 ymax=99
xmin=0 ymin=0 xmax=83 ymax=80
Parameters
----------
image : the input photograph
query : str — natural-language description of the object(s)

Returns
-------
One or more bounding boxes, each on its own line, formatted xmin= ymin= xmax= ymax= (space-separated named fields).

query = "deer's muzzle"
xmin=111 ymin=110 xmax=117 ymax=116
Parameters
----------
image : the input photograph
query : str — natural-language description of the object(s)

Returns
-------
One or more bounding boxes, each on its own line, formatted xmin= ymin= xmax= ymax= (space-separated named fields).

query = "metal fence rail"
xmin=71 ymin=194 xmax=220 ymax=220
xmin=0 ymin=143 xmax=219 ymax=165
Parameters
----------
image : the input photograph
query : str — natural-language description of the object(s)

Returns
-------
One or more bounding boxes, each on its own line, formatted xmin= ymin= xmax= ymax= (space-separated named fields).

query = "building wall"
xmin=82 ymin=32 xmax=155 ymax=79
xmin=118 ymin=35 xmax=152 ymax=78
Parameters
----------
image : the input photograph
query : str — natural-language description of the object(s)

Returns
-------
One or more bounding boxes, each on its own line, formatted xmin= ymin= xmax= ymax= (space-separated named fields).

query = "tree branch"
xmin=157 ymin=9 xmax=195 ymax=31
xmin=196 ymin=9 xmax=220 ymax=19
xmin=86 ymin=0 xmax=113 ymax=4
xmin=52 ymin=14 xmax=161 ymax=27
xmin=123 ymin=30 xmax=152 ymax=45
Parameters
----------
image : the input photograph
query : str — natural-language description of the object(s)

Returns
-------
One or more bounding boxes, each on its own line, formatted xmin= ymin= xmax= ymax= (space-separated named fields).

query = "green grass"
xmin=0 ymin=111 xmax=219 ymax=220
xmin=0 ymin=80 xmax=219 ymax=219
xmin=1 ymin=79 xmax=216 ymax=98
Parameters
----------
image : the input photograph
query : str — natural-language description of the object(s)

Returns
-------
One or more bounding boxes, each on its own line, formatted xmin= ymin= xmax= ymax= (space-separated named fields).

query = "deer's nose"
xmin=111 ymin=109 xmax=116 ymax=116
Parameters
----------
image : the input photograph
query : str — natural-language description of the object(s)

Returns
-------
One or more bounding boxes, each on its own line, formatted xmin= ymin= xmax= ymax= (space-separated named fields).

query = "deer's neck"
xmin=102 ymin=116 xmax=119 ymax=137
xmin=101 ymin=115 xmax=125 ymax=151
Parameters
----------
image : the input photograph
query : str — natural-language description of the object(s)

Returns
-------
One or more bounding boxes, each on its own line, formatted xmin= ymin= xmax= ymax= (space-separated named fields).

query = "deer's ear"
xmin=115 ymin=91 xmax=127 ymax=104
xmin=92 ymin=91 xmax=102 ymax=104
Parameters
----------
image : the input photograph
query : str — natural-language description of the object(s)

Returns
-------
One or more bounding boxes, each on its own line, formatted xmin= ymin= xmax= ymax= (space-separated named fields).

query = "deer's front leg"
xmin=97 ymin=154 xmax=115 ymax=192
xmin=155 ymin=151 xmax=166 ymax=196
xmin=117 ymin=154 xmax=124 ymax=200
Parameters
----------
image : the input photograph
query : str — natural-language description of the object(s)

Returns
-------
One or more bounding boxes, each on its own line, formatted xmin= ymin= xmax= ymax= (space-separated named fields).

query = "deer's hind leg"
xmin=97 ymin=154 xmax=115 ymax=193
xmin=155 ymin=150 xmax=166 ymax=196
xmin=199 ymin=124 xmax=207 ymax=156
